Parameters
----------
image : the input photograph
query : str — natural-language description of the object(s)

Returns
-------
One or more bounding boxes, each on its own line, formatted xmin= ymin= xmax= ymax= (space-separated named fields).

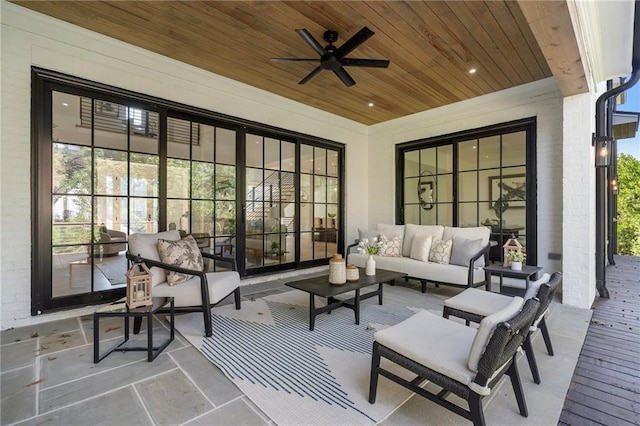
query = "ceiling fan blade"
xmin=295 ymin=29 xmax=326 ymax=56
xmin=341 ymin=58 xmax=390 ymax=68
xmin=271 ymin=58 xmax=319 ymax=63
xmin=333 ymin=67 xmax=356 ymax=87
xmin=299 ymin=66 xmax=323 ymax=85
xmin=335 ymin=26 xmax=375 ymax=59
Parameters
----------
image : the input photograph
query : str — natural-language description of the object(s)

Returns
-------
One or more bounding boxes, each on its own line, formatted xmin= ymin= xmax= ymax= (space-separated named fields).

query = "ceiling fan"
xmin=271 ymin=26 xmax=390 ymax=87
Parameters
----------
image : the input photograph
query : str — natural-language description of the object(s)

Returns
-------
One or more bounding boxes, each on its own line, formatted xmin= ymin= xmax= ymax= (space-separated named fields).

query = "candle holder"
xmin=126 ymin=255 xmax=153 ymax=308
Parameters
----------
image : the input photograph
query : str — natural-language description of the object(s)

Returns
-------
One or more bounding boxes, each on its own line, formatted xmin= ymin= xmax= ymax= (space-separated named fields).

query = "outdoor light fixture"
xmin=611 ymin=176 xmax=619 ymax=194
xmin=593 ymin=135 xmax=611 ymax=167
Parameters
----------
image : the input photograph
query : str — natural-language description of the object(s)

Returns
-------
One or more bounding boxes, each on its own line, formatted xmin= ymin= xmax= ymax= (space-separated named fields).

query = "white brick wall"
xmin=367 ymin=79 xmax=566 ymax=276
xmin=1 ymin=2 xmax=368 ymax=329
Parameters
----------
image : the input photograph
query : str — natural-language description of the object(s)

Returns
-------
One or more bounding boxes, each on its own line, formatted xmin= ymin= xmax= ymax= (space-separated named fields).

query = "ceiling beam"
xmin=517 ymin=0 xmax=588 ymax=96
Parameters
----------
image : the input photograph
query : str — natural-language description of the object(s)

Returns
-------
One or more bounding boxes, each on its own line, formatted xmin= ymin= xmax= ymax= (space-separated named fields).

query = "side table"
xmin=94 ymin=296 xmax=174 ymax=363
xmin=483 ymin=264 xmax=543 ymax=297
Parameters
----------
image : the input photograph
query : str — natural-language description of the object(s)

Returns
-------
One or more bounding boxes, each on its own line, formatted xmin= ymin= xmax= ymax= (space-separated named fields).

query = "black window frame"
xmin=395 ymin=117 xmax=537 ymax=265
xmin=31 ymin=67 xmax=345 ymax=315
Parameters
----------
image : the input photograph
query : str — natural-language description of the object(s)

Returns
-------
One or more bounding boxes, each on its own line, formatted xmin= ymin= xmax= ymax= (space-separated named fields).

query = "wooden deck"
xmin=559 ymin=255 xmax=640 ymax=425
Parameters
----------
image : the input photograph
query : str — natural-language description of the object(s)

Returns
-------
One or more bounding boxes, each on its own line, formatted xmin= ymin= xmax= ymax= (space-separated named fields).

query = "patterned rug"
xmin=174 ymin=285 xmax=444 ymax=426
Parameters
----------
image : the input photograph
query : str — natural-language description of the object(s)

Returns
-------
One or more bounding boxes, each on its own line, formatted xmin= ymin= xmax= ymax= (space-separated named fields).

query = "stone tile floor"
xmin=1 ymin=276 xmax=588 ymax=426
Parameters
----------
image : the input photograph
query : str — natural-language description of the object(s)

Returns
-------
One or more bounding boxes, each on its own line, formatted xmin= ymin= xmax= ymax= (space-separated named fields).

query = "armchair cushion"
xmin=157 ymin=235 xmax=204 ymax=286
xmin=127 ymin=230 xmax=181 ymax=286
xmin=153 ymin=271 xmax=240 ymax=306
xmin=445 ymin=288 xmax=513 ymax=317
xmin=374 ymin=310 xmax=477 ymax=387
xmin=468 ymin=296 xmax=523 ymax=371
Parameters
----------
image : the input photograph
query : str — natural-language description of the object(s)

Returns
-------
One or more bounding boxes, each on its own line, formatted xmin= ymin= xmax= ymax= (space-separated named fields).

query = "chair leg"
xmin=234 ymin=287 xmax=241 ymax=310
xmin=523 ymin=335 xmax=541 ymax=384
xmin=421 ymin=280 xmax=427 ymax=293
xmin=203 ymin=307 xmax=213 ymax=338
xmin=368 ymin=343 xmax=381 ymax=404
xmin=468 ymin=393 xmax=486 ymax=426
xmin=507 ymin=359 xmax=528 ymax=417
xmin=539 ymin=317 xmax=554 ymax=356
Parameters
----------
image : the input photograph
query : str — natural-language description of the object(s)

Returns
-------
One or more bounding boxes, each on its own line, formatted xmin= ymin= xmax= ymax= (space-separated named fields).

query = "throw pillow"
xmin=358 ymin=228 xmax=379 ymax=242
xmin=449 ymin=236 xmax=486 ymax=268
xmin=380 ymin=235 xmax=403 ymax=257
xmin=428 ymin=239 xmax=452 ymax=264
xmin=410 ymin=235 xmax=433 ymax=262
xmin=157 ymin=235 xmax=203 ymax=286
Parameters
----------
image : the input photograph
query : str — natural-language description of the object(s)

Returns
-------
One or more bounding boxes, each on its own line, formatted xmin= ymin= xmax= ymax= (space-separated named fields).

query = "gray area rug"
xmin=175 ymin=284 xmax=592 ymax=426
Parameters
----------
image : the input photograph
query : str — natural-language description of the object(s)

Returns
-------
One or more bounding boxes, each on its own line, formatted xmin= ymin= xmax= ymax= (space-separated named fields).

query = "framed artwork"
xmin=489 ymin=174 xmax=525 ymax=211
xmin=418 ymin=181 xmax=434 ymax=210
xmin=94 ymin=100 xmax=119 ymax=118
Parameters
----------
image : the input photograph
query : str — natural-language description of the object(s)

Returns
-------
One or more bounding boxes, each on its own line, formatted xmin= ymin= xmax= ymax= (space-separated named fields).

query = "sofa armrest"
xmin=345 ymin=239 xmax=360 ymax=264
xmin=467 ymin=244 xmax=490 ymax=287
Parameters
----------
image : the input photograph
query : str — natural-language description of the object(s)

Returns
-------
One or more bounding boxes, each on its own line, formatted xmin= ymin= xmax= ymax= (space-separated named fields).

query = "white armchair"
xmin=369 ymin=297 xmax=540 ymax=426
xmin=97 ymin=226 xmax=127 ymax=256
xmin=127 ymin=230 xmax=241 ymax=337
xmin=443 ymin=272 xmax=562 ymax=384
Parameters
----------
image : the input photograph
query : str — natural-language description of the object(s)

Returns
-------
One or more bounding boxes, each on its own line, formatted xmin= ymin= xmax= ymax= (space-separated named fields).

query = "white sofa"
xmin=347 ymin=224 xmax=491 ymax=292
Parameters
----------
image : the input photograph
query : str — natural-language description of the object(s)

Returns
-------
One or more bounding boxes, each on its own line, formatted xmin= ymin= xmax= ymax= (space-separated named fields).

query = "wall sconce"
xmin=593 ymin=135 xmax=611 ymax=168
xmin=611 ymin=176 xmax=619 ymax=195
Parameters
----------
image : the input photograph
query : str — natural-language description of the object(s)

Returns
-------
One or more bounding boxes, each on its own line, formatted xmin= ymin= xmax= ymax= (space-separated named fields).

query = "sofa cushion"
xmin=157 ymin=235 xmax=204 ymax=286
xmin=410 ymin=235 xmax=433 ymax=262
xmin=443 ymin=226 xmax=491 ymax=246
xmin=380 ymin=235 xmax=402 ymax=257
xmin=403 ymin=224 xmax=445 ymax=257
xmin=468 ymin=296 xmax=524 ymax=371
xmin=348 ymin=253 xmax=486 ymax=286
xmin=128 ymin=230 xmax=181 ymax=286
xmin=450 ymin=236 xmax=485 ymax=268
xmin=429 ymin=239 xmax=452 ymax=264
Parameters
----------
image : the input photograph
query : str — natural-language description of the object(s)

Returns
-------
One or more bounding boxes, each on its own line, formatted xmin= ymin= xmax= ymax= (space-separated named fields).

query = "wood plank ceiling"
xmin=13 ymin=1 xmax=578 ymax=125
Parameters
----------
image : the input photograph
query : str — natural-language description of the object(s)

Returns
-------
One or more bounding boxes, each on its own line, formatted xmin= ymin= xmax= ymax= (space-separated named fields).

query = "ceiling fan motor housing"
xmin=323 ymin=30 xmax=338 ymax=44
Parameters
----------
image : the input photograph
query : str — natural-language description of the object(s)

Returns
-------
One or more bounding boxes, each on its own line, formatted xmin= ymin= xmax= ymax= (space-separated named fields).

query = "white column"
xmin=561 ymin=92 xmax=597 ymax=308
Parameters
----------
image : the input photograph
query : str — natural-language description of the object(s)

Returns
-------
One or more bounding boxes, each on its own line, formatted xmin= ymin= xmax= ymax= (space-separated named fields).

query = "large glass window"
xmin=34 ymin=71 xmax=344 ymax=314
xmin=399 ymin=120 xmax=535 ymax=264
xmin=51 ymin=92 xmax=159 ymax=298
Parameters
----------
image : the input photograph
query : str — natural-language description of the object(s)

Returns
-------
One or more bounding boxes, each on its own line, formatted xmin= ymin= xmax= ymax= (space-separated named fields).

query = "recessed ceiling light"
xmin=368 ymin=102 xmax=374 ymax=107
xmin=469 ymin=68 xmax=477 ymax=74
xmin=62 ymin=102 xmax=69 ymax=107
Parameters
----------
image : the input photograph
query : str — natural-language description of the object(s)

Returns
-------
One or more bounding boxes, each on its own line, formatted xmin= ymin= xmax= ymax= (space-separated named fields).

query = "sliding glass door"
xmin=33 ymin=69 xmax=344 ymax=314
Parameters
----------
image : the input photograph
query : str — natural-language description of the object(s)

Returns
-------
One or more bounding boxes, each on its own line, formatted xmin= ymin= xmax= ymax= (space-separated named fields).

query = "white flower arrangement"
xmin=357 ymin=236 xmax=387 ymax=256
xmin=506 ymin=250 xmax=526 ymax=263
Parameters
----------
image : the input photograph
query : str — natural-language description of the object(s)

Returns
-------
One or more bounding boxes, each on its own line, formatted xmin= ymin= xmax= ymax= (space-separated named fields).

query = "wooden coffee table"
xmin=285 ymin=269 xmax=407 ymax=330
